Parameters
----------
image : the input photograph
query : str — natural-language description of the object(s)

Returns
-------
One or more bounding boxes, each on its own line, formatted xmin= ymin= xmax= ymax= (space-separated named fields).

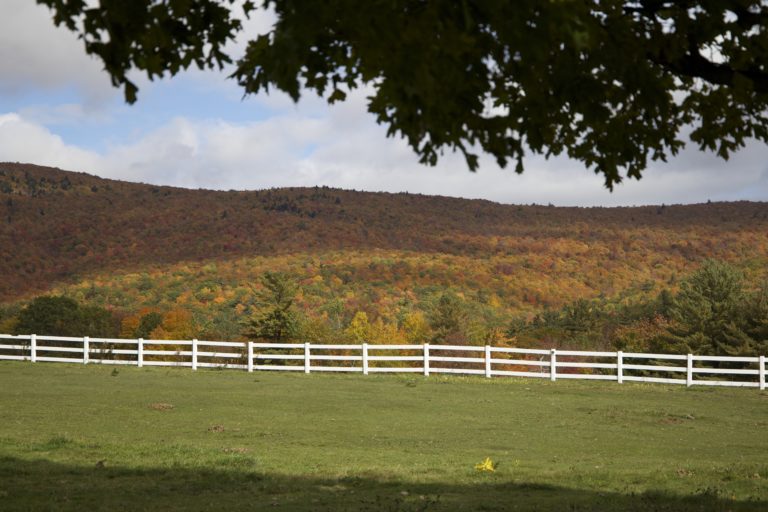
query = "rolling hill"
xmin=1 ymin=162 xmax=767 ymax=343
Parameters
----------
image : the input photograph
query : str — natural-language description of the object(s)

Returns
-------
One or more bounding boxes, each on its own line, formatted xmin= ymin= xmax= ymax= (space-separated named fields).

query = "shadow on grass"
xmin=0 ymin=456 xmax=763 ymax=512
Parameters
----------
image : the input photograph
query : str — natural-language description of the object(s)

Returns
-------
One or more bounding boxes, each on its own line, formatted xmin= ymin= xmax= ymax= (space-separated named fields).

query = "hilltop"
xmin=2 ymin=162 xmax=767 ymax=300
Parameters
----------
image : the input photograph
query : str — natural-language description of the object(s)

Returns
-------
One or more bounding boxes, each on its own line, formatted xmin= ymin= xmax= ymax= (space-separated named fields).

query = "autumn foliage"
xmin=1 ymin=163 xmax=767 ymax=357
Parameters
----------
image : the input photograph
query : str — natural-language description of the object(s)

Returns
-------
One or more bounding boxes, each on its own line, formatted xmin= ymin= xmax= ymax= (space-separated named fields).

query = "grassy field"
xmin=0 ymin=362 xmax=766 ymax=511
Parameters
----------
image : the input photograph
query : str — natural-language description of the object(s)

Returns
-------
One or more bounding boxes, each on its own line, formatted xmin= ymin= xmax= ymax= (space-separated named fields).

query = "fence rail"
xmin=1 ymin=334 xmax=765 ymax=390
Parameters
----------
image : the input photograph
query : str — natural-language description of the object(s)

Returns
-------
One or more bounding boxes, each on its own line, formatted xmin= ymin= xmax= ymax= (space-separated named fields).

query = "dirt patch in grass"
xmin=148 ymin=403 xmax=174 ymax=411
xmin=659 ymin=414 xmax=695 ymax=425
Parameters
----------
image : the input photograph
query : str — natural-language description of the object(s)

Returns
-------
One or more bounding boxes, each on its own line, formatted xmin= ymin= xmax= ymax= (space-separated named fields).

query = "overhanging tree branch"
xmin=34 ymin=0 xmax=768 ymax=189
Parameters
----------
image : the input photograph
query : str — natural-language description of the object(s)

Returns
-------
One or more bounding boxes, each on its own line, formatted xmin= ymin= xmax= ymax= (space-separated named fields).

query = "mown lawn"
xmin=0 ymin=362 xmax=766 ymax=511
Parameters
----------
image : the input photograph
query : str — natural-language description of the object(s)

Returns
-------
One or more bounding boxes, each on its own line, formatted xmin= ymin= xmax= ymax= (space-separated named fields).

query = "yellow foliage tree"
xmin=402 ymin=311 xmax=431 ymax=345
xmin=119 ymin=307 xmax=156 ymax=338
xmin=368 ymin=317 xmax=406 ymax=345
xmin=345 ymin=311 xmax=371 ymax=344
xmin=155 ymin=308 xmax=197 ymax=340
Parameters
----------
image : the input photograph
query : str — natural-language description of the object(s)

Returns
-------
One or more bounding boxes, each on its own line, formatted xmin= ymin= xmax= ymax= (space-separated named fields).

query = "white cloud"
xmin=0 ymin=0 xmax=275 ymax=106
xmin=0 ymin=0 xmax=114 ymax=104
xmin=0 ymin=113 xmax=100 ymax=171
xmin=3 ymin=90 xmax=768 ymax=207
xmin=17 ymin=103 xmax=112 ymax=126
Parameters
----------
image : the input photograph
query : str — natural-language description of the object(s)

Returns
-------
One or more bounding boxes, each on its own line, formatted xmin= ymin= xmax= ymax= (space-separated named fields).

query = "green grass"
xmin=0 ymin=362 xmax=766 ymax=511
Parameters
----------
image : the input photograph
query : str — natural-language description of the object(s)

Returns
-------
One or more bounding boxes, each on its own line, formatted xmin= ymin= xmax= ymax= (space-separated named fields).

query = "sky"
xmin=1 ymin=1 xmax=767 ymax=207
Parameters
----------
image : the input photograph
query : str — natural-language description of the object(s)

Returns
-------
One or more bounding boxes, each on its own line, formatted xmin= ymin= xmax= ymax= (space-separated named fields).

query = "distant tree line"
xmin=9 ymin=296 xmax=119 ymax=338
xmin=242 ymin=262 xmax=768 ymax=357
xmin=2 ymin=261 xmax=766 ymax=357
xmin=508 ymin=260 xmax=768 ymax=357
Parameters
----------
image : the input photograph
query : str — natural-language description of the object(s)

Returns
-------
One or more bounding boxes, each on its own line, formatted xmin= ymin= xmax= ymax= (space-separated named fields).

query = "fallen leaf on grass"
xmin=475 ymin=457 xmax=497 ymax=472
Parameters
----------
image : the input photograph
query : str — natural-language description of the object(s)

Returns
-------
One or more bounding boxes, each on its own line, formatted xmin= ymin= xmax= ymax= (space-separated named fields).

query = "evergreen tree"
xmin=428 ymin=293 xmax=466 ymax=343
xmin=245 ymin=272 xmax=300 ymax=343
xmin=560 ymin=299 xmax=602 ymax=334
xmin=724 ymin=282 xmax=768 ymax=356
xmin=665 ymin=260 xmax=749 ymax=355
xmin=505 ymin=316 xmax=529 ymax=339
xmin=656 ymin=289 xmax=675 ymax=318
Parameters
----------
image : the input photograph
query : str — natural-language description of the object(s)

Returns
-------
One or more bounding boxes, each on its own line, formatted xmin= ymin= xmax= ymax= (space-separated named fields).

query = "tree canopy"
xmin=37 ymin=1 xmax=768 ymax=187
xmin=13 ymin=296 xmax=118 ymax=337
xmin=666 ymin=260 xmax=768 ymax=356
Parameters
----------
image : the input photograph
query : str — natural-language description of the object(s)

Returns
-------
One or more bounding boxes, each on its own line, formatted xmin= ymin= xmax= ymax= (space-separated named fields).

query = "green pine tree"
xmin=726 ymin=282 xmax=768 ymax=356
xmin=428 ymin=293 xmax=466 ymax=343
xmin=244 ymin=272 xmax=300 ymax=343
xmin=665 ymin=260 xmax=751 ymax=355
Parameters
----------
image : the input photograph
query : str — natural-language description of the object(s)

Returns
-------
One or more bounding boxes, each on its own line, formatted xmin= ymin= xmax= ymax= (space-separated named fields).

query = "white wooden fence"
xmin=0 ymin=334 xmax=765 ymax=390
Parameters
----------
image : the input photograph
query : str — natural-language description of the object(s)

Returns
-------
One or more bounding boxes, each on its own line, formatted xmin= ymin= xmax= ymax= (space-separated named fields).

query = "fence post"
xmin=247 ymin=342 xmax=253 ymax=373
xmin=616 ymin=350 xmax=623 ymax=384
xmin=759 ymin=355 xmax=765 ymax=391
xmin=138 ymin=338 xmax=144 ymax=368
xmin=191 ymin=338 xmax=198 ymax=371
xmin=423 ymin=343 xmax=430 ymax=376
xmin=550 ymin=348 xmax=557 ymax=382
xmin=83 ymin=336 xmax=89 ymax=364
xmin=30 ymin=334 xmax=37 ymax=363
xmin=362 ymin=342 xmax=369 ymax=375
xmin=686 ymin=353 xmax=693 ymax=387
xmin=304 ymin=342 xmax=311 ymax=374
xmin=485 ymin=345 xmax=492 ymax=378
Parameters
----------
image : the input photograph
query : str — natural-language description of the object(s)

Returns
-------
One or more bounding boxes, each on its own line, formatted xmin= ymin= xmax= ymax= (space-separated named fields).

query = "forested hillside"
xmin=1 ymin=162 xmax=767 ymax=353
